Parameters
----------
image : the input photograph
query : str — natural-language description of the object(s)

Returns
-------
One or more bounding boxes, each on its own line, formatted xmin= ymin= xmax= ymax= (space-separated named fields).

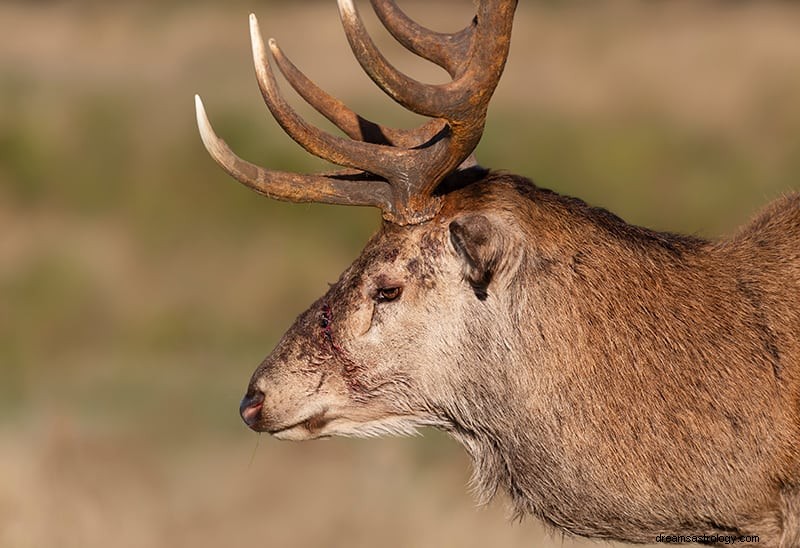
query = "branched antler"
xmin=196 ymin=0 xmax=517 ymax=225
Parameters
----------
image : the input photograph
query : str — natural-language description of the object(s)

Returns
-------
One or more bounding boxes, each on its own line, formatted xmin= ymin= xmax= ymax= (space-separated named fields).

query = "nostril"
xmin=239 ymin=389 xmax=265 ymax=427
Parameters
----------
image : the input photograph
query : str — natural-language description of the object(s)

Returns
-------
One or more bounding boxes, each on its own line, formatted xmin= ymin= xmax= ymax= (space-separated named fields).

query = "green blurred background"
xmin=1 ymin=1 xmax=799 ymax=547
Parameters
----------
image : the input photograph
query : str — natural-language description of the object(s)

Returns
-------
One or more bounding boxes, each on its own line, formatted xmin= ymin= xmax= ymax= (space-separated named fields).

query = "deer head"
xmin=196 ymin=0 xmax=518 ymax=439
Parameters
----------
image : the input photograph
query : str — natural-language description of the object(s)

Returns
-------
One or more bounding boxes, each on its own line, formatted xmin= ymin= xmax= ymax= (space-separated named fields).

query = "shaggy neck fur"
xmin=431 ymin=175 xmax=800 ymax=544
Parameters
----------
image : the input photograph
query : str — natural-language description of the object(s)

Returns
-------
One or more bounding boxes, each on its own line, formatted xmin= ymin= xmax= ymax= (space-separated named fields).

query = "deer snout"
xmin=239 ymin=387 xmax=265 ymax=429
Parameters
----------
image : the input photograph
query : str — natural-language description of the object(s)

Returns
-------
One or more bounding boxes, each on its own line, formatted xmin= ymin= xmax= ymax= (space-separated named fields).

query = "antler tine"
xmin=337 ymin=0 xmax=457 ymax=119
xmin=269 ymin=40 xmax=445 ymax=149
xmin=337 ymin=0 xmax=515 ymax=120
xmin=369 ymin=0 xmax=474 ymax=78
xmin=460 ymin=0 xmax=517 ymax=106
xmin=194 ymin=95 xmax=393 ymax=210
xmin=249 ymin=14 xmax=414 ymax=182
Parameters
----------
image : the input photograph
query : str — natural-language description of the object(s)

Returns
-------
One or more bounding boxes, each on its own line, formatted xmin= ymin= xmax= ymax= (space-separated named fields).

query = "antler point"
xmin=194 ymin=94 xmax=222 ymax=158
xmin=338 ymin=0 xmax=356 ymax=18
xmin=249 ymin=13 xmax=262 ymax=40
xmin=194 ymin=94 xmax=207 ymax=127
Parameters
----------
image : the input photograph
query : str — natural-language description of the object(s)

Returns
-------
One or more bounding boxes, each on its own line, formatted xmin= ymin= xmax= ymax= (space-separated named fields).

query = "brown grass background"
xmin=1 ymin=1 xmax=799 ymax=547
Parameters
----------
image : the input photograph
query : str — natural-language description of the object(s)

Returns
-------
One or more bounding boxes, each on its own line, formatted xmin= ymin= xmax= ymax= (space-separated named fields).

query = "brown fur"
xmin=241 ymin=172 xmax=800 ymax=547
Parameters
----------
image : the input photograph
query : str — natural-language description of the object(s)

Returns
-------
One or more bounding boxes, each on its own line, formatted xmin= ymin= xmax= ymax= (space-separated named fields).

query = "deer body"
xmin=430 ymin=177 xmax=800 ymax=545
xmin=195 ymin=1 xmax=800 ymax=545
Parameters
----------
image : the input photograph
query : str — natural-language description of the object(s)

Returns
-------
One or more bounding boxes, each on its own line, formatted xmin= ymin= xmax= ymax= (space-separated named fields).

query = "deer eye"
xmin=375 ymin=286 xmax=402 ymax=303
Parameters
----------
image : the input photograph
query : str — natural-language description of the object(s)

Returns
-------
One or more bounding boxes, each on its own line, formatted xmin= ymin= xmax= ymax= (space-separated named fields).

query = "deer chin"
xmin=270 ymin=411 xmax=429 ymax=441
xmin=322 ymin=415 xmax=427 ymax=439
xmin=268 ymin=408 xmax=333 ymax=441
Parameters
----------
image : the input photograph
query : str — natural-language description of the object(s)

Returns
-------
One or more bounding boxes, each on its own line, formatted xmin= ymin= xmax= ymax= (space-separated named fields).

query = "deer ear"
xmin=449 ymin=214 xmax=503 ymax=300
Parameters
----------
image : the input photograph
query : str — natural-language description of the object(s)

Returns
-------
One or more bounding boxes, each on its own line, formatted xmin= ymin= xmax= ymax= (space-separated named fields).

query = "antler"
xmin=196 ymin=0 xmax=517 ymax=225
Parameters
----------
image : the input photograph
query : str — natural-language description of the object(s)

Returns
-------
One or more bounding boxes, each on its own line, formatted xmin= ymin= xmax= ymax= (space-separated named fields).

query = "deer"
xmin=194 ymin=1 xmax=800 ymax=546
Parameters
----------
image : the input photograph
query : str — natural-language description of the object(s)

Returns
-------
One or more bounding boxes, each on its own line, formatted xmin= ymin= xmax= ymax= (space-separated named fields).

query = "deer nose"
xmin=239 ymin=388 xmax=265 ymax=428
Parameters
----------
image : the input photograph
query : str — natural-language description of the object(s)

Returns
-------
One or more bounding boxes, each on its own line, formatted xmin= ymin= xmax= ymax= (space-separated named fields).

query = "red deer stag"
xmin=195 ymin=1 xmax=800 ymax=546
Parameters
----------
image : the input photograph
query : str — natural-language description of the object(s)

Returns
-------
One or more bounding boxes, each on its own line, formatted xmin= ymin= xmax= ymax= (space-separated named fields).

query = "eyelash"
xmin=375 ymin=286 xmax=402 ymax=303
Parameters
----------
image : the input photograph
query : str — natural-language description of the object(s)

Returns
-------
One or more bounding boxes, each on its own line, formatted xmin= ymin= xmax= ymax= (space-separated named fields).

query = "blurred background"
xmin=2 ymin=1 xmax=799 ymax=547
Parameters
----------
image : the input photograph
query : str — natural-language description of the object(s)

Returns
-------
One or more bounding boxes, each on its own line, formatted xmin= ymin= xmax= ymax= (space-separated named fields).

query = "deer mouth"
xmin=269 ymin=409 xmax=332 ymax=440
